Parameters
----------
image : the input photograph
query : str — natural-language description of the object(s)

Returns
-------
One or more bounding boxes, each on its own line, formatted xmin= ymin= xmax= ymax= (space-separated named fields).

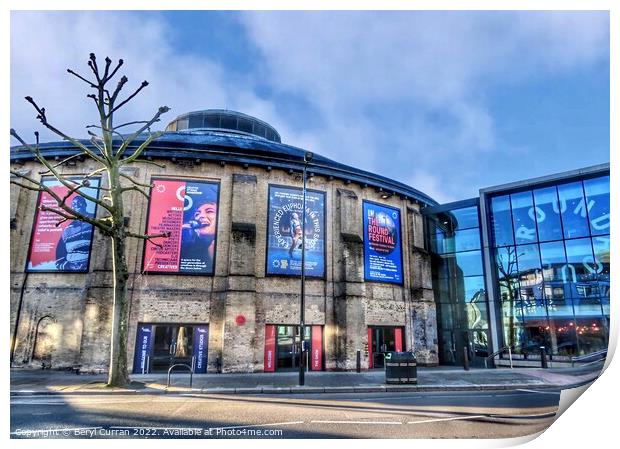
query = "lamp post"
xmin=299 ymin=151 xmax=313 ymax=386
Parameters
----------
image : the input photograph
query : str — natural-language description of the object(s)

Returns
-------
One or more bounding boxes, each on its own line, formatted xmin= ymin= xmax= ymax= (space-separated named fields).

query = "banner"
xmin=311 ymin=326 xmax=323 ymax=371
xmin=266 ymin=185 xmax=326 ymax=277
xmin=132 ymin=325 xmax=153 ymax=374
xmin=143 ymin=179 xmax=220 ymax=274
xmin=192 ymin=326 xmax=209 ymax=374
xmin=264 ymin=325 xmax=276 ymax=372
xmin=363 ymin=201 xmax=403 ymax=284
xmin=27 ymin=177 xmax=100 ymax=273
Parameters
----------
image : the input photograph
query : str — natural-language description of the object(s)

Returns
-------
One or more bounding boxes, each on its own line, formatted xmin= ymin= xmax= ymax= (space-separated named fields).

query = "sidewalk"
xmin=10 ymin=363 xmax=602 ymax=396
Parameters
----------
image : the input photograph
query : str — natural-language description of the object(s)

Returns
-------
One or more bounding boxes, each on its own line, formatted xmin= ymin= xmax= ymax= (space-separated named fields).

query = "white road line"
xmin=210 ymin=421 xmax=304 ymax=431
xmin=516 ymin=389 xmax=561 ymax=395
xmin=311 ymin=420 xmax=402 ymax=425
xmin=407 ymin=415 xmax=485 ymax=424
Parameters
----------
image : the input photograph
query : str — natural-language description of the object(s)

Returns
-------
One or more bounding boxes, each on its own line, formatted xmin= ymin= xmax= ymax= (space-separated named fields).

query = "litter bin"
xmin=385 ymin=352 xmax=417 ymax=384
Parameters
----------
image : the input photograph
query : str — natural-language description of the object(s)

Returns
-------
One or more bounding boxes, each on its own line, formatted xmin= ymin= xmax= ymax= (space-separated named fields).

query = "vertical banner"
xmin=266 ymin=185 xmax=326 ymax=277
xmin=132 ymin=324 xmax=153 ymax=374
xmin=192 ymin=326 xmax=209 ymax=374
xmin=311 ymin=326 xmax=323 ymax=371
xmin=363 ymin=201 xmax=403 ymax=284
xmin=368 ymin=328 xmax=374 ymax=369
xmin=143 ymin=178 xmax=220 ymax=274
xmin=395 ymin=328 xmax=403 ymax=352
xmin=27 ymin=177 xmax=100 ymax=272
xmin=264 ymin=325 xmax=276 ymax=372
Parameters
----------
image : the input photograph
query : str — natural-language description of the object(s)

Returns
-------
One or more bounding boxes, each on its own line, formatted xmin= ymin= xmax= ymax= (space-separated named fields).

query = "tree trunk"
xmin=107 ymin=233 xmax=130 ymax=386
xmin=107 ymin=165 xmax=130 ymax=387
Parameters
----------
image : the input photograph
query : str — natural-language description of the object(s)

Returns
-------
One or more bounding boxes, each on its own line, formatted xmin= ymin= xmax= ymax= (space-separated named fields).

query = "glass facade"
xmin=426 ymin=203 xmax=490 ymax=366
xmin=488 ymin=174 xmax=610 ymax=359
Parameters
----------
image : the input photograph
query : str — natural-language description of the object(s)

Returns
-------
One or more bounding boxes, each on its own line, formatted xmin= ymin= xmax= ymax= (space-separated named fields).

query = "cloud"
xmin=11 ymin=11 xmax=609 ymax=202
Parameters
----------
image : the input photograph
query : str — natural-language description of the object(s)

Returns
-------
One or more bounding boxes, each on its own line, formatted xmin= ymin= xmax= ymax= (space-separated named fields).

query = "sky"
xmin=10 ymin=10 xmax=610 ymax=203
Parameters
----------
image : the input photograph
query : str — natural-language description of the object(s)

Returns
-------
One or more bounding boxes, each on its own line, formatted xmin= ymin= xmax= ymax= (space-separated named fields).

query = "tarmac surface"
xmin=10 ymin=363 xmax=602 ymax=396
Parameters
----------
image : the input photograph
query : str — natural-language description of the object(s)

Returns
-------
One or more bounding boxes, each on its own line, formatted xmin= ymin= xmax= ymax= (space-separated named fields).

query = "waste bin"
xmin=385 ymin=352 xmax=417 ymax=384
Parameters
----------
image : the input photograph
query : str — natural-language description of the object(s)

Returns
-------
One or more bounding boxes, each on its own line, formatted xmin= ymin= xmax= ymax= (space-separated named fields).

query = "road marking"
xmin=209 ymin=421 xmax=304 ymax=431
xmin=516 ymin=389 xmax=561 ymax=395
xmin=311 ymin=420 xmax=402 ymax=425
xmin=407 ymin=415 xmax=485 ymax=424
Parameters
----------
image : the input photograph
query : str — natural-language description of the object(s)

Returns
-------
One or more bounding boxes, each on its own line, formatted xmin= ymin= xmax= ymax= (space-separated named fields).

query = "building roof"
xmin=10 ymin=129 xmax=438 ymax=206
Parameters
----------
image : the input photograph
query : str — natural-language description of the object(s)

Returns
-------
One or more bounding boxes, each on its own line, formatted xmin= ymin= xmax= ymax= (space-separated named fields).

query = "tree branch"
xmin=120 ymin=172 xmax=152 ymax=189
xmin=108 ymin=81 xmax=149 ymax=117
xmin=121 ymin=185 xmax=150 ymax=200
xmin=127 ymin=231 xmax=170 ymax=249
xmin=38 ymin=152 xmax=89 ymax=175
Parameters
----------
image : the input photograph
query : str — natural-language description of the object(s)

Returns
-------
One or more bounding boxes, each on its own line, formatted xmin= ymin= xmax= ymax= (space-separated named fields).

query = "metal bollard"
xmin=463 ymin=347 xmax=470 ymax=371
xmin=540 ymin=346 xmax=548 ymax=369
xmin=356 ymin=350 xmax=361 ymax=373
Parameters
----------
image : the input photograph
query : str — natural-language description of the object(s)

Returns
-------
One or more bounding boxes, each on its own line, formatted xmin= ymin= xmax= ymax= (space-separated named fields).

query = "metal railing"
xmin=166 ymin=363 xmax=194 ymax=389
xmin=484 ymin=346 xmax=513 ymax=369
xmin=570 ymin=349 xmax=607 ymax=367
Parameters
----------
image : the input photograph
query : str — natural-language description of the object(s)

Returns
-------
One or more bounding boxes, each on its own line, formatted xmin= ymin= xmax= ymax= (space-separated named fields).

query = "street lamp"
xmin=299 ymin=151 xmax=313 ymax=386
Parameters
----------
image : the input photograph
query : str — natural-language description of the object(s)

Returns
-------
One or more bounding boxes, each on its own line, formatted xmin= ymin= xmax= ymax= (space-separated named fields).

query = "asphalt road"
xmin=11 ymin=389 xmax=561 ymax=439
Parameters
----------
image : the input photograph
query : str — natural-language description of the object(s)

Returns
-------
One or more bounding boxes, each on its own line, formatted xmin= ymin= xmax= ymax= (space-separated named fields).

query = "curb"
xmin=10 ymin=379 xmax=595 ymax=397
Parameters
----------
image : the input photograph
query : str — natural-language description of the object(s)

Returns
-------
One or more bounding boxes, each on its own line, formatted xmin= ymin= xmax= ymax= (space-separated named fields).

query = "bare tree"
xmin=11 ymin=53 xmax=170 ymax=386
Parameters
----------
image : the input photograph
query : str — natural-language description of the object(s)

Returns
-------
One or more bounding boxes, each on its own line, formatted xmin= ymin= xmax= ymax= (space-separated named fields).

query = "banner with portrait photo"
xmin=363 ymin=201 xmax=403 ymax=284
xmin=26 ymin=177 xmax=101 ymax=273
xmin=143 ymin=178 xmax=220 ymax=274
xmin=266 ymin=185 xmax=326 ymax=278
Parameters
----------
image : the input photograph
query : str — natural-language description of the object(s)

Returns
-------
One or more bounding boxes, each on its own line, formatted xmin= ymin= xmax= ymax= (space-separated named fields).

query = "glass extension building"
xmin=424 ymin=164 xmax=610 ymax=367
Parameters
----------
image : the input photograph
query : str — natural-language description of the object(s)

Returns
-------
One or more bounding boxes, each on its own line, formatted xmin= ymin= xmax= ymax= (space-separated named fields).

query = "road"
xmin=11 ymin=389 xmax=561 ymax=439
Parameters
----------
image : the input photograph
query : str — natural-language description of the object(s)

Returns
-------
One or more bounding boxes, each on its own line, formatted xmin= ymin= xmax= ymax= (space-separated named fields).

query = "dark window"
xmin=254 ymin=123 xmax=266 ymax=138
xmin=205 ymin=114 xmax=220 ymax=128
xmin=238 ymin=118 xmax=253 ymax=133
xmin=221 ymin=115 xmax=237 ymax=130
xmin=188 ymin=114 xmax=203 ymax=129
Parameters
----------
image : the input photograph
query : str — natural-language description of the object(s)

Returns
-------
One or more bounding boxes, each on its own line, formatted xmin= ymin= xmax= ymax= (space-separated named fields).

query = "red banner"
xmin=27 ymin=178 xmax=100 ymax=272
xmin=144 ymin=179 xmax=220 ymax=274
xmin=264 ymin=325 xmax=276 ymax=372
xmin=368 ymin=328 xmax=373 ymax=369
xmin=311 ymin=326 xmax=323 ymax=371
xmin=395 ymin=328 xmax=403 ymax=352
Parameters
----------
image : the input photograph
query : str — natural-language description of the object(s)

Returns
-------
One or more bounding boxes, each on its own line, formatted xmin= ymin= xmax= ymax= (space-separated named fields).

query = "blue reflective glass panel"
xmin=454 ymin=228 xmax=481 ymax=252
xmin=516 ymin=244 xmax=544 ymax=304
xmin=462 ymin=276 xmax=486 ymax=303
xmin=564 ymin=238 xmax=598 ymax=297
xmin=490 ymin=195 xmax=514 ymax=247
xmin=533 ymin=187 xmax=563 ymax=242
xmin=573 ymin=298 xmax=602 ymax=318
xmin=467 ymin=302 xmax=488 ymax=329
xmin=511 ymin=191 xmax=538 ymax=244
xmin=495 ymin=247 xmax=520 ymax=301
xmin=558 ymin=182 xmax=590 ymax=239
xmin=539 ymin=241 xmax=567 ymax=282
xmin=450 ymin=206 xmax=479 ymax=230
xmin=441 ymin=250 xmax=483 ymax=277
xmin=584 ymin=176 xmax=610 ymax=236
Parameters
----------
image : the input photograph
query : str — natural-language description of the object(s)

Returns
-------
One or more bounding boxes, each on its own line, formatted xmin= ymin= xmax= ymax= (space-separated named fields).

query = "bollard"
xmin=463 ymin=347 xmax=470 ymax=371
xmin=540 ymin=346 xmax=548 ymax=369
xmin=356 ymin=350 xmax=361 ymax=373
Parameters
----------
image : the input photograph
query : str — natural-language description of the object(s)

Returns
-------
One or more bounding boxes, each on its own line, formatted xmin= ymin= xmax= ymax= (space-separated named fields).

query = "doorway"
xmin=264 ymin=325 xmax=324 ymax=372
xmin=368 ymin=326 xmax=404 ymax=369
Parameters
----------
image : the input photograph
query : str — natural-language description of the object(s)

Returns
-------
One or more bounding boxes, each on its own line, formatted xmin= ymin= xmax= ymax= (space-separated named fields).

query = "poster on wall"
xmin=266 ymin=185 xmax=326 ymax=278
xmin=363 ymin=201 xmax=403 ymax=284
xmin=143 ymin=178 xmax=220 ymax=274
xmin=26 ymin=177 xmax=101 ymax=273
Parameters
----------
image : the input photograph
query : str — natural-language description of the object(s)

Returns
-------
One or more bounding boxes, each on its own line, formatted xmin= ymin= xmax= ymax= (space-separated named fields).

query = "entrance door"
xmin=368 ymin=326 xmax=404 ymax=368
xmin=276 ymin=325 xmax=311 ymax=370
xmin=151 ymin=325 xmax=194 ymax=372
xmin=265 ymin=325 xmax=323 ymax=372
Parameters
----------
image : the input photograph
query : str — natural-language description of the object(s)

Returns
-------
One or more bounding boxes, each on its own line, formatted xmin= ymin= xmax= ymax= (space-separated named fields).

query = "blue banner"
xmin=363 ymin=201 xmax=403 ymax=284
xmin=132 ymin=325 xmax=153 ymax=374
xmin=266 ymin=185 xmax=326 ymax=277
xmin=192 ymin=326 xmax=209 ymax=374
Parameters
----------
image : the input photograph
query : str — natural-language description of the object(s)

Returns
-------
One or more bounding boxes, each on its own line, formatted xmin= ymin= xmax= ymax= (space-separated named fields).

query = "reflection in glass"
xmin=558 ymin=182 xmax=590 ymax=239
xmin=490 ymin=195 xmax=514 ymax=247
xmin=575 ymin=317 xmax=607 ymax=355
xmin=454 ymin=228 xmax=481 ymax=252
xmin=540 ymin=241 xmax=567 ymax=282
xmin=440 ymin=250 xmax=483 ymax=277
xmin=547 ymin=318 xmax=577 ymax=356
xmin=592 ymin=236 xmax=610 ymax=289
xmin=511 ymin=191 xmax=538 ymax=244
xmin=451 ymin=206 xmax=480 ymax=230
xmin=462 ymin=276 xmax=486 ymax=303
xmin=467 ymin=301 xmax=488 ymax=329
xmin=584 ymin=176 xmax=610 ymax=236
xmin=533 ymin=187 xmax=564 ymax=242
xmin=564 ymin=238 xmax=598 ymax=286
xmin=495 ymin=247 xmax=520 ymax=302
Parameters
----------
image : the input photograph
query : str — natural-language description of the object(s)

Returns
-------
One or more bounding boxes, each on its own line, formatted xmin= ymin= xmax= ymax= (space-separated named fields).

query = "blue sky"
xmin=10 ymin=10 xmax=609 ymax=203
